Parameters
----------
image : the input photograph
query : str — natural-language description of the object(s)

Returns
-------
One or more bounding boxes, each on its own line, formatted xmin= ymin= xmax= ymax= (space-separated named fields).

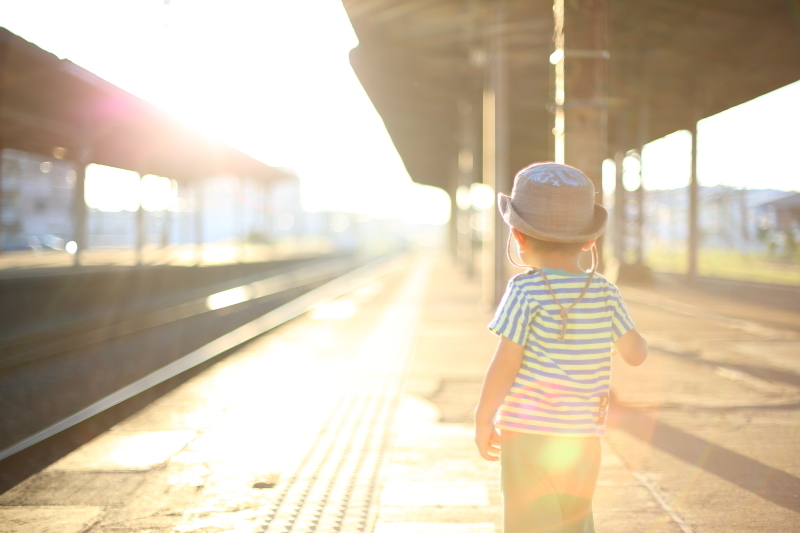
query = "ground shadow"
xmin=609 ymin=401 xmax=800 ymax=513
xmin=655 ymin=344 xmax=800 ymax=389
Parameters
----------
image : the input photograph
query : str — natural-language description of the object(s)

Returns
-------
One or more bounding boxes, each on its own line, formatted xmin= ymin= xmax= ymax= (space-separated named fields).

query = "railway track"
xmin=0 ymin=253 xmax=402 ymax=493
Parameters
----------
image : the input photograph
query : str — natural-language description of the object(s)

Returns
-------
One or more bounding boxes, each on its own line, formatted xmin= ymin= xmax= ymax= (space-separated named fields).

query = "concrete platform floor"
xmin=1 ymin=253 xmax=799 ymax=532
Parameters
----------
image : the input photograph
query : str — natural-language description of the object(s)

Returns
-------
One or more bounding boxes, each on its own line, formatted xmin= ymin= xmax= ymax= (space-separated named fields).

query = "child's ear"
xmin=581 ymin=239 xmax=597 ymax=251
xmin=511 ymin=228 xmax=527 ymax=249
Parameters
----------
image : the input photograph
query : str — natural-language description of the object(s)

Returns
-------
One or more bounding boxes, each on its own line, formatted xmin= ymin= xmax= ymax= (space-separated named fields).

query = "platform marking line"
xmin=253 ymin=257 xmax=430 ymax=533
xmin=0 ymin=254 xmax=408 ymax=463
xmin=621 ymin=287 xmax=797 ymax=340
xmin=606 ymin=441 xmax=695 ymax=533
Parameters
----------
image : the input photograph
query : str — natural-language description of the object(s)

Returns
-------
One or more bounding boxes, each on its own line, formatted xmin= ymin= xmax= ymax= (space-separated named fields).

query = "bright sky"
xmin=1 ymin=0 xmax=797 ymax=213
xmin=0 ymin=0 xmax=450 ymax=223
xmin=641 ymin=80 xmax=800 ymax=192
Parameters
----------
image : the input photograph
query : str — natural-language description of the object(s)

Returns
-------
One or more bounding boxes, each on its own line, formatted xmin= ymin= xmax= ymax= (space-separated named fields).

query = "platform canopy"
xmin=343 ymin=0 xmax=800 ymax=190
xmin=0 ymin=28 xmax=289 ymax=183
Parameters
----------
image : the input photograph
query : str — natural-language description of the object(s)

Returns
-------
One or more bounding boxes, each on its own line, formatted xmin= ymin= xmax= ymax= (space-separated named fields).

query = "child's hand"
xmin=474 ymin=421 xmax=501 ymax=461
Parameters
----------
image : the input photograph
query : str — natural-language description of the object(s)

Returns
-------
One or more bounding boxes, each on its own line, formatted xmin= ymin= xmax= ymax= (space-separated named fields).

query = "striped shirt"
xmin=488 ymin=269 xmax=635 ymax=437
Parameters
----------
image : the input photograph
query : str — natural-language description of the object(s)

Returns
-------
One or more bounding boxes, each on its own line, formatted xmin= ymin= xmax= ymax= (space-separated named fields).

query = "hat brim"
xmin=498 ymin=193 xmax=608 ymax=243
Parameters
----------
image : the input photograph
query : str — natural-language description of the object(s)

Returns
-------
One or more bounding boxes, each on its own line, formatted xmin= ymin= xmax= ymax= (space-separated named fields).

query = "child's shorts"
xmin=501 ymin=430 xmax=601 ymax=533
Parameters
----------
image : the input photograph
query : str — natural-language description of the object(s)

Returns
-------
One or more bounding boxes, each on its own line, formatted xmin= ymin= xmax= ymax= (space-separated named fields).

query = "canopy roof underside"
xmin=0 ymin=28 xmax=289 ymax=183
xmin=343 ymin=0 xmax=800 ymax=189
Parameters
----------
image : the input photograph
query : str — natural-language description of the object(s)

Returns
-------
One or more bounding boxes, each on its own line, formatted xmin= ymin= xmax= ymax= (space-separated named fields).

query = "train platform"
xmin=1 ymin=253 xmax=799 ymax=532
xmin=0 ymin=242 xmax=335 ymax=274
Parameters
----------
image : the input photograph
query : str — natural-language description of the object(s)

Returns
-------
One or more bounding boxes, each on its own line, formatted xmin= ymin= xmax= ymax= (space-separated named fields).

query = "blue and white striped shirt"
xmin=488 ymin=269 xmax=635 ymax=437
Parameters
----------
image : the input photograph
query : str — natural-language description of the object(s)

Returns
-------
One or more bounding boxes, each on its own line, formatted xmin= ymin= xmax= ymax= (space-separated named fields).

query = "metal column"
xmin=72 ymin=163 xmax=87 ymax=267
xmin=559 ymin=0 xmax=609 ymax=199
xmin=688 ymin=120 xmax=699 ymax=283
xmin=481 ymin=0 xmax=509 ymax=306
xmin=635 ymin=78 xmax=650 ymax=266
xmin=238 ymin=177 xmax=245 ymax=263
xmin=449 ymin=171 xmax=459 ymax=263
xmin=613 ymin=151 xmax=625 ymax=263
xmin=135 ymin=173 xmax=145 ymax=266
xmin=194 ymin=179 xmax=204 ymax=265
xmin=457 ymin=98 xmax=477 ymax=278
xmin=161 ymin=179 xmax=172 ymax=250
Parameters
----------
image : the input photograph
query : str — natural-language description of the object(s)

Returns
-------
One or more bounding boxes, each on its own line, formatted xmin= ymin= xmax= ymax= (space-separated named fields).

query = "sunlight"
xmin=1 ymin=0 xmax=429 ymax=222
xmin=640 ymin=80 xmax=800 ymax=192
xmin=641 ymin=130 xmax=692 ymax=191
xmin=140 ymin=175 xmax=175 ymax=212
xmin=311 ymin=299 xmax=359 ymax=320
xmin=698 ymin=79 xmax=800 ymax=191
xmin=601 ymin=158 xmax=616 ymax=195
xmin=206 ymin=286 xmax=252 ymax=311
xmin=84 ymin=164 xmax=140 ymax=212
xmin=405 ymin=185 xmax=452 ymax=225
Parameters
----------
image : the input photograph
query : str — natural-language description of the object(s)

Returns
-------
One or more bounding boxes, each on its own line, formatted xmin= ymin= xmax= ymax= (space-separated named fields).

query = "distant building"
xmin=0 ymin=149 xmax=75 ymax=251
xmin=754 ymin=192 xmax=800 ymax=255
xmin=641 ymin=186 xmax=793 ymax=252
xmin=1 ymin=147 xmax=312 ymax=253
xmin=756 ymin=192 xmax=800 ymax=231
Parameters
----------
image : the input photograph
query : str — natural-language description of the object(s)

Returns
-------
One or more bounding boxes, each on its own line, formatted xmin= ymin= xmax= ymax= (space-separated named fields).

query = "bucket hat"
xmin=497 ymin=162 xmax=607 ymax=242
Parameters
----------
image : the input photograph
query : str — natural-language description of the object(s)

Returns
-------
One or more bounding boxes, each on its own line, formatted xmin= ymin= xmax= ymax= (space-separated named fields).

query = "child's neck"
xmin=532 ymin=253 xmax=585 ymax=274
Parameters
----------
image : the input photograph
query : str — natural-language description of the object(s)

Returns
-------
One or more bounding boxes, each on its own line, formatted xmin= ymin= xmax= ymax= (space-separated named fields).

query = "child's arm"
xmin=474 ymin=335 xmax=525 ymax=461
xmin=614 ymin=328 xmax=648 ymax=366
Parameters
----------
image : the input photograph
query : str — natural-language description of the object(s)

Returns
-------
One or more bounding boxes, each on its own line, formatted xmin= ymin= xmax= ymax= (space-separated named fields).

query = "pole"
xmin=481 ymin=88 xmax=496 ymax=306
xmin=480 ymin=0 xmax=509 ymax=307
xmin=0 ymin=145 xmax=4 ymax=254
xmin=614 ymin=151 xmax=625 ymax=264
xmin=449 ymin=171 xmax=459 ymax=263
xmin=0 ymin=43 xmax=6 ymax=255
xmin=161 ymin=179 xmax=172 ymax=250
xmin=560 ymin=0 xmax=608 ymax=196
xmin=457 ymin=100 xmax=476 ymax=278
xmin=194 ymin=179 xmax=204 ymax=265
xmin=688 ymin=120 xmax=699 ymax=283
xmin=238 ymin=177 xmax=245 ymax=263
xmin=73 ymin=162 xmax=87 ymax=267
xmin=636 ymin=74 xmax=650 ymax=265
xmin=136 ymin=173 xmax=144 ymax=266
xmin=492 ymin=0 xmax=509 ymax=304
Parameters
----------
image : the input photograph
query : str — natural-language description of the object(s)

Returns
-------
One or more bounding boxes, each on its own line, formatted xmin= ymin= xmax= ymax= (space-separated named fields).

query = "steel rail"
xmin=0 ymin=256 xmax=341 ymax=354
xmin=0 ymin=253 xmax=407 ymax=462
xmin=0 ymin=256 xmax=358 ymax=370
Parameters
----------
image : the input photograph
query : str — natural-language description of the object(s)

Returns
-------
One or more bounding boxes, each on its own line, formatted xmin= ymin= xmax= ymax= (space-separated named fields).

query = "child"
xmin=474 ymin=162 xmax=648 ymax=533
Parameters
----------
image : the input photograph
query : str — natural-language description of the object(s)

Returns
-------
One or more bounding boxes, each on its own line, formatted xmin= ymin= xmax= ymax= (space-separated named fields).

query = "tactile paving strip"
xmin=258 ymin=258 xmax=429 ymax=533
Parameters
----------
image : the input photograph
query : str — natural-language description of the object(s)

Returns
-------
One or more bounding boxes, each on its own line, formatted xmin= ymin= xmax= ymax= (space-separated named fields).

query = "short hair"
xmin=522 ymin=234 xmax=585 ymax=254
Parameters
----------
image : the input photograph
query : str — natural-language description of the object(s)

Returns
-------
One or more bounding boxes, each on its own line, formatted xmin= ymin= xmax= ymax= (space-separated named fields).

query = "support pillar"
xmin=161 ymin=209 xmax=170 ymax=249
xmin=633 ymin=175 xmax=644 ymax=264
xmin=0 ymin=43 xmax=6 ymax=255
xmin=238 ymin=177 xmax=246 ymax=263
xmin=73 ymin=163 xmax=87 ymax=267
xmin=558 ymin=0 xmax=608 ymax=199
xmin=0 ymin=146 xmax=4 ymax=254
xmin=263 ymin=181 xmax=271 ymax=243
xmin=481 ymin=0 xmax=509 ymax=307
xmin=493 ymin=3 xmax=510 ymax=304
xmin=161 ymin=179 xmax=173 ymax=250
xmin=194 ymin=179 xmax=204 ymax=265
xmin=635 ymin=81 xmax=650 ymax=266
xmin=135 ymin=173 xmax=145 ymax=265
xmin=456 ymin=96 xmax=476 ymax=278
xmin=448 ymin=172 xmax=459 ymax=263
xmin=613 ymin=151 xmax=625 ymax=263
xmin=481 ymin=83 xmax=496 ymax=306
xmin=688 ymin=120 xmax=699 ymax=283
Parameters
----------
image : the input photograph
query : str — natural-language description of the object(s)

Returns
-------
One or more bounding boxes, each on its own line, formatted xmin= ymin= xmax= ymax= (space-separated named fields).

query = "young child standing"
xmin=474 ymin=162 xmax=648 ymax=533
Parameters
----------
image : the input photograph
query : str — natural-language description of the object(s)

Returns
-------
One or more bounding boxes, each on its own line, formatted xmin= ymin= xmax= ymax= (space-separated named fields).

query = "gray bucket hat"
xmin=497 ymin=162 xmax=608 ymax=243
